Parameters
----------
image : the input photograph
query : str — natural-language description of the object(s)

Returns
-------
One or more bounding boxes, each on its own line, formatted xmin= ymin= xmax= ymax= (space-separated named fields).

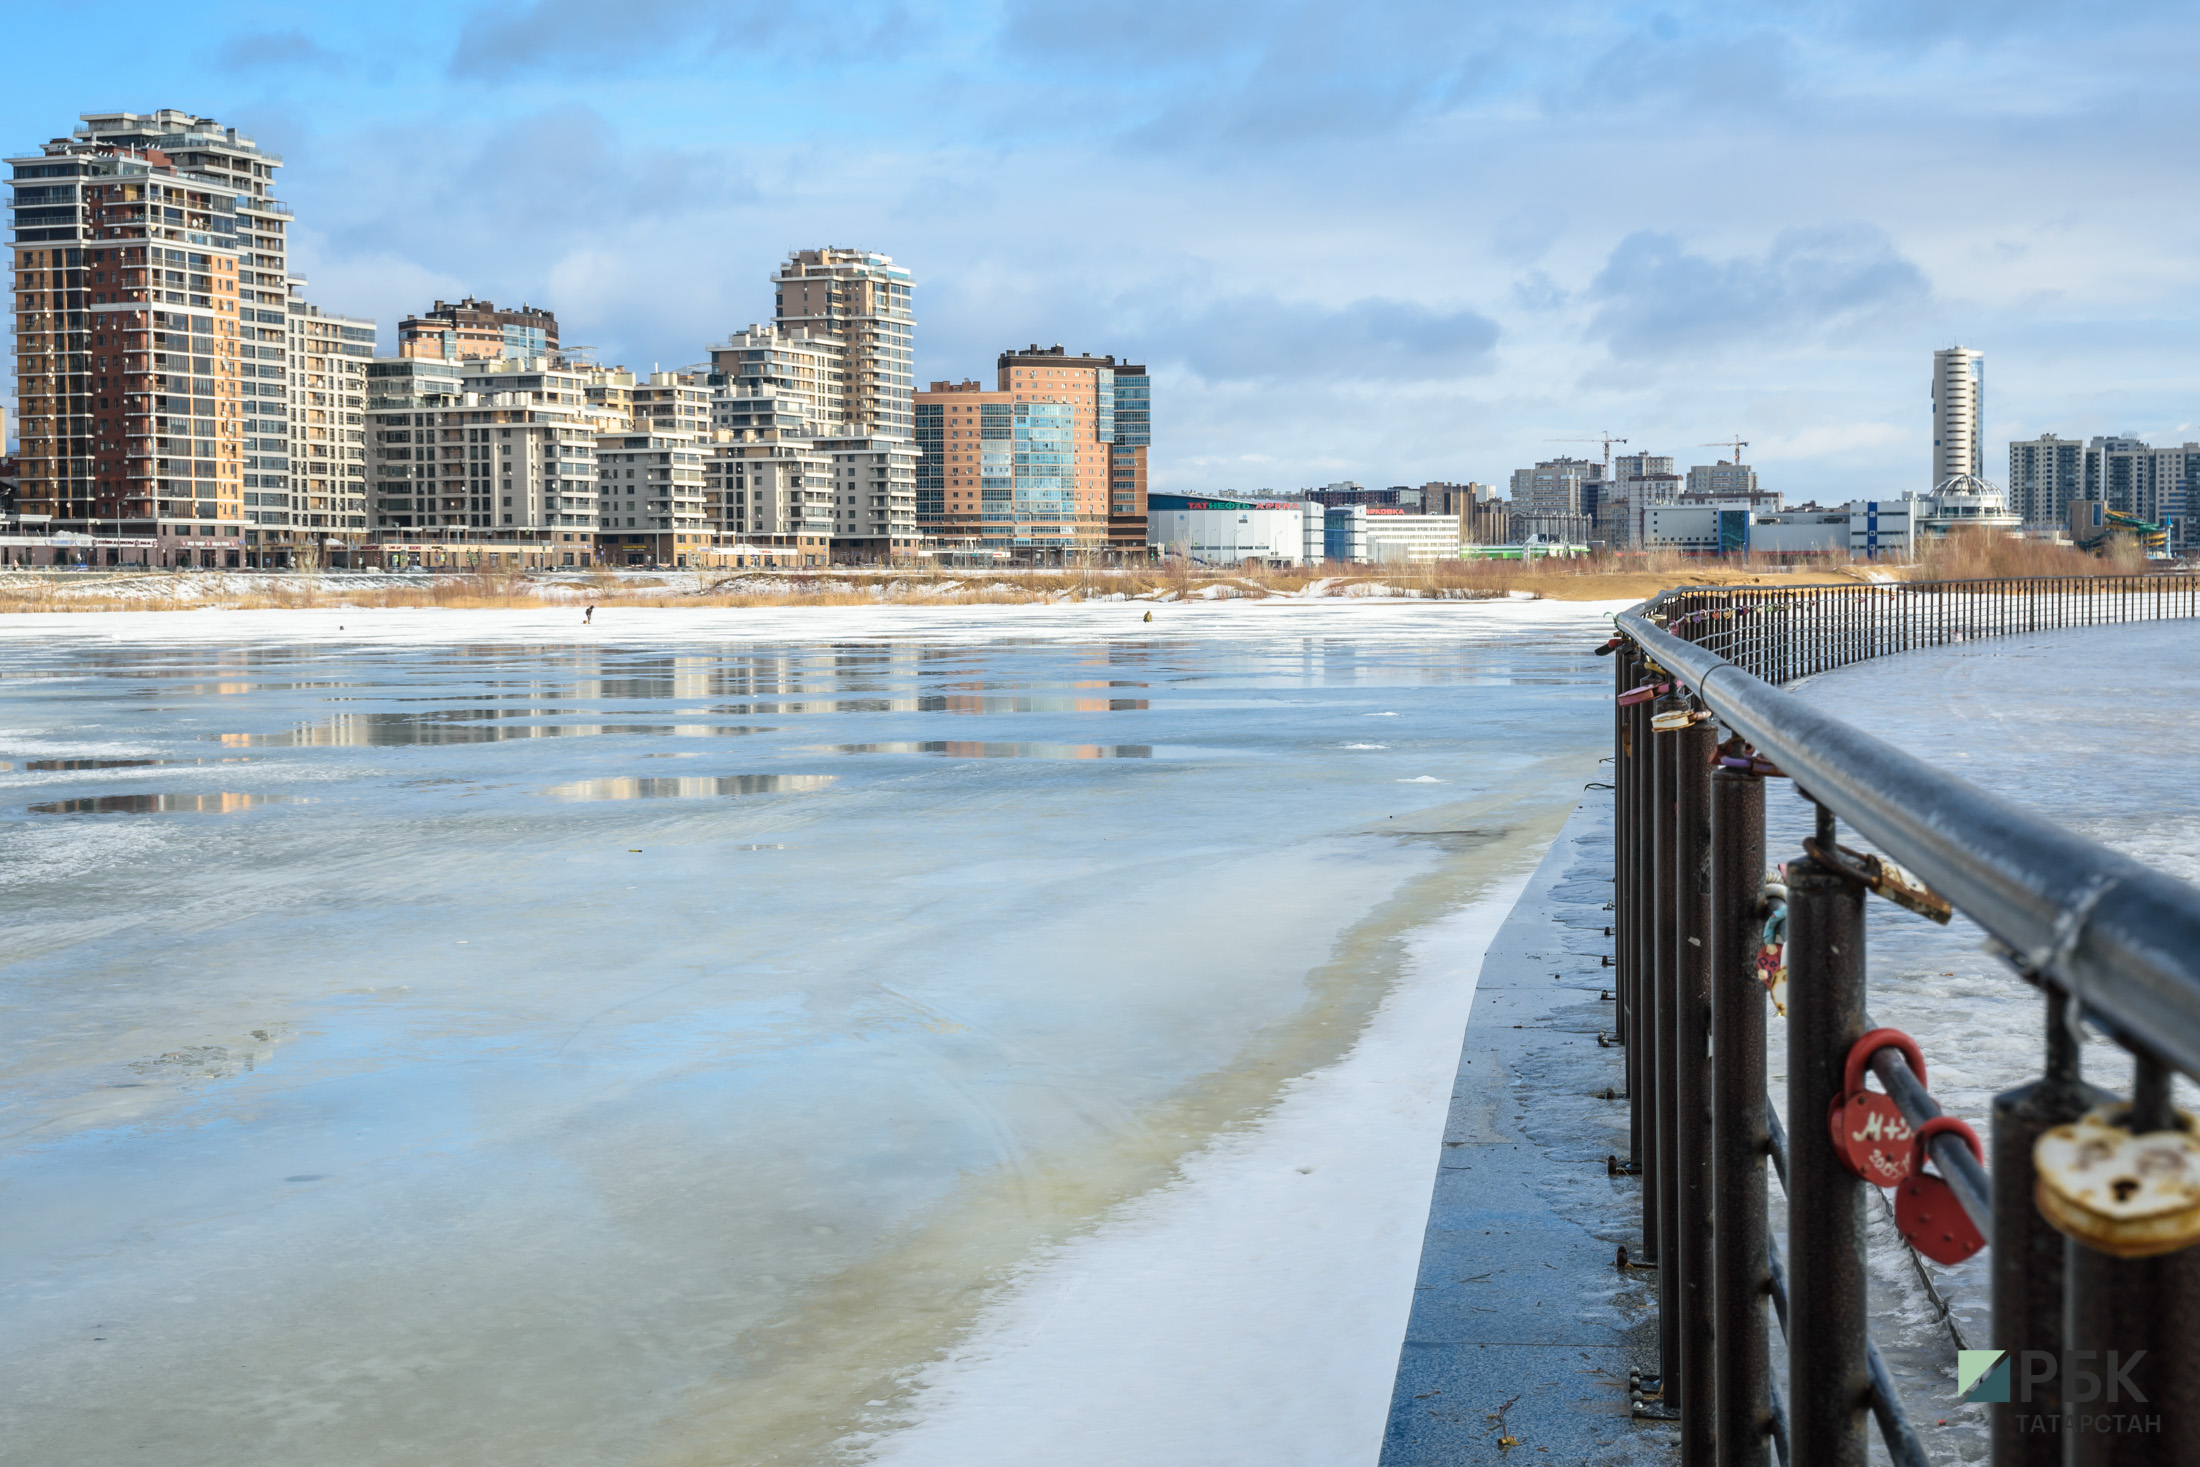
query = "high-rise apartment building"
xmin=1612 ymin=452 xmax=1676 ymax=484
xmin=818 ymin=432 xmax=921 ymax=557
xmin=916 ymin=346 xmax=1120 ymax=557
xmin=997 ymin=346 xmax=1117 ymax=552
xmin=1510 ymin=457 xmax=1602 ymax=517
xmin=2144 ymin=445 xmax=2200 ymax=545
xmin=2056 ymin=435 xmax=2195 ymax=543
xmin=631 ymin=374 xmax=710 ymax=437
xmin=1932 ymin=346 xmax=1985 ymax=487
xmin=771 ymin=248 xmax=913 ymax=437
xmin=365 ymin=355 xmax=604 ymax=563
xmin=6 ymin=109 xmax=307 ymax=566
xmin=1592 ymin=454 xmax=1680 ymax=548
xmin=398 ymin=297 xmax=557 ymax=362
xmin=1416 ymin=482 xmax=1491 ymax=516
xmin=2008 ymin=433 xmax=2086 ymax=527
xmin=916 ymin=380 xmax=1010 ymax=549
xmin=1109 ymin=363 xmax=1150 ymax=551
xmin=1685 ymin=460 xmax=1758 ymax=498
xmin=275 ymin=296 xmax=373 ymax=556
xmin=696 ymin=324 xmax=842 ymax=564
xmin=596 ymin=427 xmax=708 ymax=566
xmin=708 ymin=324 xmax=842 ymax=437
xmin=700 ymin=433 xmax=833 ymax=564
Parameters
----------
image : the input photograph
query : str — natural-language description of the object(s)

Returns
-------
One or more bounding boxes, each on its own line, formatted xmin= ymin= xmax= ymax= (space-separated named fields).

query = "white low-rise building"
xmin=1149 ymin=494 xmax=1308 ymax=564
xmin=1642 ymin=503 xmax=1753 ymax=554
xmin=1363 ymin=510 xmax=1464 ymax=563
xmin=1642 ymin=499 xmax=1919 ymax=558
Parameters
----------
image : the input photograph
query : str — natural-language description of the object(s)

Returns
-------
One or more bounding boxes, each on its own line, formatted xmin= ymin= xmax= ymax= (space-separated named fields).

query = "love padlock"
xmin=1827 ymin=1028 xmax=1923 ymax=1186
xmin=1756 ymin=882 xmax=1788 ymax=1018
xmin=2034 ymin=1104 xmax=2200 ymax=1259
xmin=1897 ymin=1116 xmax=1987 ymax=1264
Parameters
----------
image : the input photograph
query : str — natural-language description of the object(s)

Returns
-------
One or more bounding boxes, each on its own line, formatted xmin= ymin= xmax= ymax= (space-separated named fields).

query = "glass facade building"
xmin=919 ymin=346 xmax=1148 ymax=557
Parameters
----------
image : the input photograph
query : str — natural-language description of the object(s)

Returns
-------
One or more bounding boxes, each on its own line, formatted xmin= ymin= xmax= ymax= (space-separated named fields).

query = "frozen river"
xmin=0 ymin=601 xmax=1616 ymax=1466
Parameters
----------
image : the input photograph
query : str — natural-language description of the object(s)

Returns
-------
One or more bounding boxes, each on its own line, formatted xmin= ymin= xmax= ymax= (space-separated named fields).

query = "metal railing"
xmin=1609 ymin=574 xmax=2200 ymax=1466
xmin=1651 ymin=573 xmax=2200 ymax=686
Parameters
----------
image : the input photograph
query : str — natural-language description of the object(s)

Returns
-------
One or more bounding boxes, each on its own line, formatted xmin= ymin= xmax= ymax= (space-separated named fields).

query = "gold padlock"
xmin=2034 ymin=1104 xmax=2200 ymax=1258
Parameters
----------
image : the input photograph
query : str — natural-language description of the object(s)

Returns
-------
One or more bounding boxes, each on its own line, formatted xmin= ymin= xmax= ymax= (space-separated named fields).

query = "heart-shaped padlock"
xmin=1827 ymin=1028 xmax=1923 ymax=1186
xmin=1897 ymin=1116 xmax=1987 ymax=1264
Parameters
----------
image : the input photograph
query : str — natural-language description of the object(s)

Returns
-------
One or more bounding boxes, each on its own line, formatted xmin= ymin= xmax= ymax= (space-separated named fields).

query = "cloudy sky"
xmin=7 ymin=2 xmax=2198 ymax=498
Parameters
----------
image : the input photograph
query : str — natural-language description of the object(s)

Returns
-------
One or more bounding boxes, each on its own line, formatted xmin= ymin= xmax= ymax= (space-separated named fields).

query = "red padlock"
xmin=1826 ymin=1028 xmax=1924 ymax=1186
xmin=1897 ymin=1116 xmax=1988 ymax=1265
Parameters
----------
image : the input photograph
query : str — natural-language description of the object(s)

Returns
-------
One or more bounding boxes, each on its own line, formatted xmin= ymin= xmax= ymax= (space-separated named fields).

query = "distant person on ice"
xmin=584 ymin=606 xmax=595 ymax=624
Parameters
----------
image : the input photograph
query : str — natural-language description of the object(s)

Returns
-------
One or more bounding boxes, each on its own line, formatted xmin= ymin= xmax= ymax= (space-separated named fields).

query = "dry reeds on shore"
xmin=0 ymin=536 xmax=2173 ymax=616
xmin=1911 ymin=526 xmax=2149 ymax=580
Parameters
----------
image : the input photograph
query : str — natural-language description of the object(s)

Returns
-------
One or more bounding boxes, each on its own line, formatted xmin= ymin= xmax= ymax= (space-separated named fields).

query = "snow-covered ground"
xmin=0 ymin=594 xmax=1629 ymax=647
xmin=0 ymin=568 xmax=1560 ymax=609
xmin=853 ymin=891 xmax=1525 ymax=1467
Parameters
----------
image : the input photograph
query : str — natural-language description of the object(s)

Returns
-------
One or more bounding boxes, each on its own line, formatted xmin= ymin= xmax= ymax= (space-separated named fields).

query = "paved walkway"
xmin=1377 ymin=792 xmax=1673 ymax=1464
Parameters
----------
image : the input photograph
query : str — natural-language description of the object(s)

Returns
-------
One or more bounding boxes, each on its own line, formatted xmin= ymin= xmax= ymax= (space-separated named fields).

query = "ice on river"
xmin=1771 ymin=619 xmax=2200 ymax=1463
xmin=0 ymin=600 xmax=1617 ymax=1466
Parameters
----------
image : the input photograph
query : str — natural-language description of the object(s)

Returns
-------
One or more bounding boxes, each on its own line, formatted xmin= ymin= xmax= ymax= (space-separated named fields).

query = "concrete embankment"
xmin=1377 ymin=791 xmax=1675 ymax=1464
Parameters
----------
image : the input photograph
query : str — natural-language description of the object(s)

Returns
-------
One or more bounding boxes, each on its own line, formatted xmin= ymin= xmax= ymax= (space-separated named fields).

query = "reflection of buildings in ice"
xmin=816 ymin=741 xmax=1152 ymax=760
xmin=215 ymin=696 xmax=1154 ymax=746
xmin=540 ymin=775 xmax=837 ymax=802
xmin=28 ymin=792 xmax=304 ymax=815
xmin=219 ymin=716 xmax=775 ymax=747
xmin=925 ymin=695 xmax=1148 ymax=715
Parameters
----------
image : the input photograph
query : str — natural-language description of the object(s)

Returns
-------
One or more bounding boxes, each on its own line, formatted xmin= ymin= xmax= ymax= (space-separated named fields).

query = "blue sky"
xmin=7 ymin=1 xmax=2198 ymax=499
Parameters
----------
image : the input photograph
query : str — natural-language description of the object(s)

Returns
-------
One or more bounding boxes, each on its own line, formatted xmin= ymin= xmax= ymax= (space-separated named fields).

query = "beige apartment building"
xmin=366 ymin=355 xmax=607 ymax=566
xmin=771 ymin=248 xmax=913 ymax=436
xmin=708 ymin=323 xmax=841 ymax=436
xmin=701 ymin=434 xmax=833 ymax=566
xmin=819 ymin=432 xmax=921 ymax=560
xmin=271 ymin=295 xmax=372 ymax=560
xmin=398 ymin=297 xmax=557 ymax=362
xmin=596 ymin=428 xmax=708 ymax=565
xmin=632 ymin=374 xmax=710 ymax=436
xmin=6 ymin=110 xmax=303 ymax=567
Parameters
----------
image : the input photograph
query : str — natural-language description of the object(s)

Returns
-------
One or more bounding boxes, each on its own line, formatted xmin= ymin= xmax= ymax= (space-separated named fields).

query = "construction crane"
xmin=1698 ymin=436 xmax=1749 ymax=464
xmin=1547 ymin=433 xmax=1628 ymax=474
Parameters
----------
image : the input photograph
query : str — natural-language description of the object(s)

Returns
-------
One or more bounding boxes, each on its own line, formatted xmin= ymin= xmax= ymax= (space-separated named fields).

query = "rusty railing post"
xmin=1712 ymin=765 xmax=1771 ymax=1467
xmin=1785 ymin=806 xmax=1869 ymax=1467
xmin=1633 ymin=662 xmax=1657 ymax=1226
xmin=1676 ymin=710 xmax=1718 ymax=1460
xmin=1991 ymin=988 xmax=2111 ymax=1464
xmin=1652 ymin=687 xmax=1685 ymax=1398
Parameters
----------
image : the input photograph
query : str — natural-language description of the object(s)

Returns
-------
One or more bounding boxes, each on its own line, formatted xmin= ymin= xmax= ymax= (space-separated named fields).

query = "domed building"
xmin=1917 ymin=473 xmax=2022 ymax=538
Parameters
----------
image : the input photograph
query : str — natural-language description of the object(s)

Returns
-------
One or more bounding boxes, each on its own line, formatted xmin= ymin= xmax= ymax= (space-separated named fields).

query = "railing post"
xmin=1712 ymin=765 xmax=1771 ymax=1467
xmin=1785 ymin=809 xmax=1869 ymax=1467
xmin=1633 ymin=668 xmax=1658 ymax=1245
xmin=1992 ymin=989 xmax=2111 ymax=1466
xmin=1676 ymin=711 xmax=1718 ymax=1462
xmin=2065 ymin=1053 xmax=2200 ymax=1465
xmin=1616 ymin=644 xmax=1639 ymax=1171
xmin=1652 ymin=689 xmax=1685 ymax=1397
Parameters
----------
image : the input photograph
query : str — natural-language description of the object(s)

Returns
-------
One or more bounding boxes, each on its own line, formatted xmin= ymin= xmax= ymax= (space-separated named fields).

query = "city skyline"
xmin=5 ymin=4 xmax=2200 ymax=502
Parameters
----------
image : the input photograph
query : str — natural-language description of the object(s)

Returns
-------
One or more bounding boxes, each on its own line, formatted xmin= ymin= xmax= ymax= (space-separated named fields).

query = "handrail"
xmin=1619 ymin=605 xmax=2200 ymax=1080
xmin=1610 ymin=575 xmax=2200 ymax=1466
